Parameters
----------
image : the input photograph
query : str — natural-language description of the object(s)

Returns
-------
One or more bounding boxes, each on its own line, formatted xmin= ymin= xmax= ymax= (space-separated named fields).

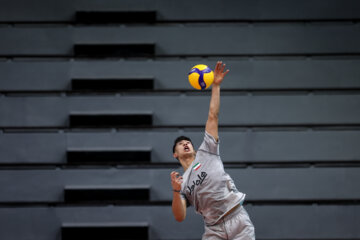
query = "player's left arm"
xmin=205 ymin=61 xmax=229 ymax=141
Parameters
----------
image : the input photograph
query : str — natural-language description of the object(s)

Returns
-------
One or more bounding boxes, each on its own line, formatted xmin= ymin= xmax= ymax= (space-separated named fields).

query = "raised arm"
xmin=205 ymin=61 xmax=229 ymax=141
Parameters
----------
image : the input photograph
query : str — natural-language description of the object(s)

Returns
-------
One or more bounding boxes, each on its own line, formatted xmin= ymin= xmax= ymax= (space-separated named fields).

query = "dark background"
xmin=0 ymin=0 xmax=360 ymax=239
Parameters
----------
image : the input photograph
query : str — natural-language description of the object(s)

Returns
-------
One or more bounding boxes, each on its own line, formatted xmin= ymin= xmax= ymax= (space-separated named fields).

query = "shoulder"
xmin=204 ymin=131 xmax=219 ymax=144
xmin=198 ymin=131 xmax=220 ymax=155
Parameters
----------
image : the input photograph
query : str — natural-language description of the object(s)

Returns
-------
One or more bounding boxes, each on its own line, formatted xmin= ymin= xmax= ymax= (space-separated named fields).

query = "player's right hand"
xmin=213 ymin=61 xmax=229 ymax=86
xmin=170 ymin=171 xmax=183 ymax=192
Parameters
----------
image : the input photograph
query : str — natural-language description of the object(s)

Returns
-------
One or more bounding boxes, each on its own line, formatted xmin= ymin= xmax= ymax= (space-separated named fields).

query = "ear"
xmin=173 ymin=152 xmax=178 ymax=159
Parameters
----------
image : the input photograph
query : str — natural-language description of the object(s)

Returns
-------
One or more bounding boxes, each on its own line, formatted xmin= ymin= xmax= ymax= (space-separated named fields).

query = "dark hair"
xmin=172 ymin=136 xmax=193 ymax=153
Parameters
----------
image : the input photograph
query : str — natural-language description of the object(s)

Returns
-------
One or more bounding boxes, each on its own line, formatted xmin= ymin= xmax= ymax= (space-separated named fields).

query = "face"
xmin=173 ymin=140 xmax=195 ymax=159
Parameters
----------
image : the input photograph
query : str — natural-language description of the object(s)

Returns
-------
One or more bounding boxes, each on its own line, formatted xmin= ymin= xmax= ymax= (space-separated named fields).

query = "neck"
xmin=179 ymin=154 xmax=195 ymax=171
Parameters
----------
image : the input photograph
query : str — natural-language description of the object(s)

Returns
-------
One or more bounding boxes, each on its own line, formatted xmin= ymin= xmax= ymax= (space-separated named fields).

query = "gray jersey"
xmin=181 ymin=131 xmax=246 ymax=226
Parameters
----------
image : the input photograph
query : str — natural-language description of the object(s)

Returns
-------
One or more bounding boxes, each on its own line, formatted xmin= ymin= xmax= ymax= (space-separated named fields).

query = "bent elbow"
xmin=174 ymin=213 xmax=186 ymax=222
xmin=175 ymin=216 xmax=185 ymax=222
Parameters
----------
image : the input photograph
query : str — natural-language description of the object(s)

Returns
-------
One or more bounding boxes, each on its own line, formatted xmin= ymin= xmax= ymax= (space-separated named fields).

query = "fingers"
xmin=215 ymin=61 xmax=221 ymax=72
xmin=215 ymin=61 xmax=228 ymax=75
xmin=171 ymin=171 xmax=179 ymax=178
xmin=170 ymin=171 xmax=183 ymax=191
xmin=171 ymin=171 xmax=183 ymax=179
xmin=171 ymin=171 xmax=182 ymax=181
xmin=175 ymin=177 xmax=183 ymax=184
xmin=220 ymin=61 xmax=225 ymax=71
xmin=223 ymin=69 xmax=230 ymax=77
xmin=170 ymin=171 xmax=176 ymax=181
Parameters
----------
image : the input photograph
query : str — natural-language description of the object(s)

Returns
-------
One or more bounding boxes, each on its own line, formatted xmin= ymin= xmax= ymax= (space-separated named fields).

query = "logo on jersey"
xmin=193 ymin=162 xmax=201 ymax=171
xmin=187 ymin=171 xmax=207 ymax=196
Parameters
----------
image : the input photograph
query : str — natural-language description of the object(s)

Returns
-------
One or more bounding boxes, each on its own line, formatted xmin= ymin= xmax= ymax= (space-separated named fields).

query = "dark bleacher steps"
xmin=71 ymin=78 xmax=154 ymax=91
xmin=62 ymin=222 xmax=149 ymax=240
xmin=1 ymin=130 xmax=360 ymax=165
xmin=69 ymin=112 xmax=153 ymax=128
xmin=67 ymin=148 xmax=151 ymax=165
xmin=1 ymin=168 xmax=360 ymax=204
xmin=64 ymin=185 xmax=150 ymax=203
xmin=76 ymin=11 xmax=157 ymax=24
xmin=1 ymin=25 xmax=360 ymax=58
xmin=1 ymin=1 xmax=360 ymax=240
xmin=0 ymin=205 xmax=359 ymax=240
xmin=1 ymin=95 xmax=359 ymax=128
xmin=1 ymin=0 xmax=360 ymax=23
xmin=2 ymin=59 xmax=360 ymax=92
xmin=74 ymin=43 xmax=155 ymax=58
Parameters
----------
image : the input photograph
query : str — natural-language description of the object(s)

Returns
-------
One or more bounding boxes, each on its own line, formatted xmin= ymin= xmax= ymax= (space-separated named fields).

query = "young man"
xmin=170 ymin=61 xmax=255 ymax=240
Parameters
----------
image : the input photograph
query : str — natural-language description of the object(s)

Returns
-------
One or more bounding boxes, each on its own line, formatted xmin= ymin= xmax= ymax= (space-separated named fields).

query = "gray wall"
xmin=0 ymin=0 xmax=360 ymax=239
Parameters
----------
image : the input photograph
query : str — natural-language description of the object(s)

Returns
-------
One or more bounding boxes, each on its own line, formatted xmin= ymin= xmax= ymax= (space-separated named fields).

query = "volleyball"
xmin=188 ymin=64 xmax=214 ymax=90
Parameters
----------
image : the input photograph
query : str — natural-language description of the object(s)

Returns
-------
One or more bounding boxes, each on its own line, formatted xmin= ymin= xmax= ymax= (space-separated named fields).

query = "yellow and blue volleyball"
xmin=188 ymin=64 xmax=214 ymax=90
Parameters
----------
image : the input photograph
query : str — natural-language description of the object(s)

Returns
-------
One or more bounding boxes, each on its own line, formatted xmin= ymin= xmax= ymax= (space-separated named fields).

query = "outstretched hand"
xmin=213 ymin=61 xmax=229 ymax=86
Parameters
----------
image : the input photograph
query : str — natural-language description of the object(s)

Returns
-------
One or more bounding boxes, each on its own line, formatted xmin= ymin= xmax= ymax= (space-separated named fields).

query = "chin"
xmin=183 ymin=152 xmax=195 ymax=157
